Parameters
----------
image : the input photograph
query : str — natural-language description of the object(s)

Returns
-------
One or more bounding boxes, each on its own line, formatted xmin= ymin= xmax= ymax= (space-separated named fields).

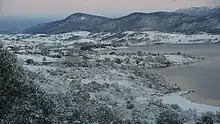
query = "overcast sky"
xmin=0 ymin=0 xmax=219 ymax=17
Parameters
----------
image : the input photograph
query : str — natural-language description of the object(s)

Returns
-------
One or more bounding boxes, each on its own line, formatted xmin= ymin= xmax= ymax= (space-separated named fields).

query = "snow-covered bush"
xmin=82 ymin=81 xmax=105 ymax=93
xmin=194 ymin=111 xmax=219 ymax=124
xmin=82 ymin=55 xmax=90 ymax=60
xmin=135 ymin=57 xmax=144 ymax=65
xmin=156 ymin=110 xmax=184 ymax=124
xmin=197 ymin=112 xmax=215 ymax=124
xmin=117 ymin=52 xmax=126 ymax=56
xmin=41 ymin=48 xmax=49 ymax=56
xmin=126 ymin=100 xmax=135 ymax=109
xmin=42 ymin=57 xmax=47 ymax=61
xmin=137 ymin=50 xmax=143 ymax=56
xmin=200 ymin=115 xmax=214 ymax=124
xmin=156 ymin=55 xmax=172 ymax=66
xmin=216 ymin=111 xmax=220 ymax=122
xmin=0 ymin=49 xmax=54 ymax=123
xmin=0 ymin=40 xmax=3 ymax=48
xmin=130 ymin=67 xmax=171 ymax=92
xmin=46 ymin=83 xmax=126 ymax=124
xmin=170 ymin=104 xmax=182 ymax=111
xmin=62 ymin=57 xmax=90 ymax=67
xmin=131 ymin=108 xmax=147 ymax=124
xmin=62 ymin=57 xmax=77 ymax=67
xmin=181 ymin=109 xmax=198 ymax=122
xmin=79 ymin=60 xmax=90 ymax=67
xmin=26 ymin=58 xmax=35 ymax=64
xmin=0 ymin=49 xmax=23 ymax=114
xmin=104 ymin=57 xmax=111 ymax=62
xmin=124 ymin=57 xmax=130 ymax=64
xmin=113 ymin=58 xmax=123 ymax=64
xmin=109 ymin=52 xmax=116 ymax=55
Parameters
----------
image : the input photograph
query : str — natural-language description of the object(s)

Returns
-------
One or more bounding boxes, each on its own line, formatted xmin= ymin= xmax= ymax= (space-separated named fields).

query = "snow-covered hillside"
xmin=1 ymin=31 xmax=220 ymax=123
xmin=90 ymin=31 xmax=220 ymax=46
xmin=175 ymin=6 xmax=216 ymax=17
xmin=14 ymin=49 xmax=220 ymax=123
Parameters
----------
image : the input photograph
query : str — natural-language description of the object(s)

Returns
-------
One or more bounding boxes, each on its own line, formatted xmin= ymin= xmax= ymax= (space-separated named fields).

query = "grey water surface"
xmin=119 ymin=43 xmax=220 ymax=106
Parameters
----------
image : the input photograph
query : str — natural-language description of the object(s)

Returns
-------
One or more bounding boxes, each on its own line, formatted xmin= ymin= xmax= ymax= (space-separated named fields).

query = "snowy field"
xmin=1 ymin=31 xmax=220 ymax=48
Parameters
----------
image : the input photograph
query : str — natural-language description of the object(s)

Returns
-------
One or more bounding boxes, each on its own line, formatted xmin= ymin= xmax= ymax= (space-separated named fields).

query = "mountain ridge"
xmin=175 ymin=6 xmax=216 ymax=17
xmin=24 ymin=13 xmax=112 ymax=34
xmin=23 ymin=7 xmax=220 ymax=34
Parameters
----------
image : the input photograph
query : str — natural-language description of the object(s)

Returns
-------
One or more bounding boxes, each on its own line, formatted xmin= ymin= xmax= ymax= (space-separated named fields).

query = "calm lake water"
xmin=117 ymin=43 xmax=220 ymax=106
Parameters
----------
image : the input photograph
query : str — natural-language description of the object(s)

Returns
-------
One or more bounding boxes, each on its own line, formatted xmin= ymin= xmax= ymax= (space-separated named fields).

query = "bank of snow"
xmin=165 ymin=54 xmax=195 ymax=65
xmin=162 ymin=93 xmax=220 ymax=113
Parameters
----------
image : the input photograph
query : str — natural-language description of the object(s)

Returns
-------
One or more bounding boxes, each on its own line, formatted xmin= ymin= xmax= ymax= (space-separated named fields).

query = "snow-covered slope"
xmin=23 ymin=13 xmax=112 ymax=34
xmin=171 ymin=7 xmax=220 ymax=34
xmin=175 ymin=6 xmax=216 ymax=17
xmin=1 ymin=31 xmax=220 ymax=123
xmin=93 ymin=12 xmax=195 ymax=32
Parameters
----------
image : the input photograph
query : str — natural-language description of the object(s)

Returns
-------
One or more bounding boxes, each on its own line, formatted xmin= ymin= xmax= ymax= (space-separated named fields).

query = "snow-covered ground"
xmin=95 ymin=52 xmax=205 ymax=68
xmin=1 ymin=31 xmax=220 ymax=48
xmin=17 ymin=54 xmax=59 ymax=63
xmin=165 ymin=54 xmax=195 ymax=65
xmin=18 ymin=51 xmax=219 ymax=123
xmin=1 ymin=31 xmax=220 ymax=123
xmin=145 ymin=31 xmax=220 ymax=44
xmin=162 ymin=92 xmax=220 ymax=113
xmin=90 ymin=31 xmax=220 ymax=46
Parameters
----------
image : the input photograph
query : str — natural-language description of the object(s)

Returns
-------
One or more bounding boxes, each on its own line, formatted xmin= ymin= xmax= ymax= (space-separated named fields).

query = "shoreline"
xmin=101 ymin=46 xmax=219 ymax=107
xmin=162 ymin=91 xmax=220 ymax=113
xmin=182 ymin=91 xmax=220 ymax=107
xmin=149 ymin=58 xmax=220 ymax=107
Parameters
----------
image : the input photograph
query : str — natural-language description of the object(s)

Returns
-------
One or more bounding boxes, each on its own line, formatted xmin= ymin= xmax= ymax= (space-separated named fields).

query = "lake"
xmin=117 ymin=43 xmax=220 ymax=106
